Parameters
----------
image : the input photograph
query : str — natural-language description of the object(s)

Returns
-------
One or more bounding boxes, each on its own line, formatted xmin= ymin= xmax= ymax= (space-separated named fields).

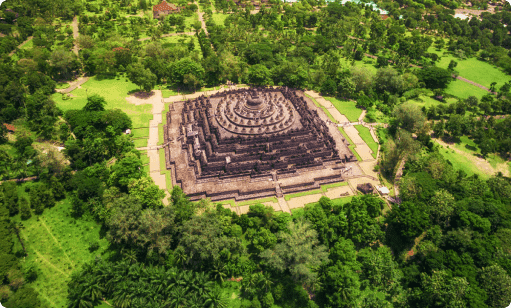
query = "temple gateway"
xmin=163 ymin=87 xmax=363 ymax=201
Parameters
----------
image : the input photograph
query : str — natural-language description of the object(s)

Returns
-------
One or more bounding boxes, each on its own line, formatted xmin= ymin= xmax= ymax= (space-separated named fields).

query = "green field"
xmin=14 ymin=198 xmax=109 ymax=308
xmin=324 ymin=97 xmax=362 ymax=122
xmin=236 ymin=196 xmax=279 ymax=207
xmin=354 ymin=125 xmax=378 ymax=158
xmin=406 ymin=95 xmax=444 ymax=108
xmin=436 ymin=56 xmax=510 ymax=90
xmin=212 ymin=13 xmax=229 ymax=26
xmin=436 ymin=143 xmax=488 ymax=179
xmin=51 ymin=76 xmax=153 ymax=128
xmin=284 ymin=189 xmax=322 ymax=201
xmin=131 ymin=127 xmax=149 ymax=138
xmin=444 ymin=78 xmax=490 ymax=100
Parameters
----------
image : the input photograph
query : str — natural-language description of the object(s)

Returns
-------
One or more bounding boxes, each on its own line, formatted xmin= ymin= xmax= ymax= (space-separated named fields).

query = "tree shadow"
xmin=127 ymin=90 xmax=156 ymax=99
xmin=440 ymin=135 xmax=460 ymax=144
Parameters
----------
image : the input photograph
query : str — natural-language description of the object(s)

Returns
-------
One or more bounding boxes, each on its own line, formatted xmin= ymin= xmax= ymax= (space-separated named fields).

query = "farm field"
xmin=13 ymin=197 xmax=109 ymax=308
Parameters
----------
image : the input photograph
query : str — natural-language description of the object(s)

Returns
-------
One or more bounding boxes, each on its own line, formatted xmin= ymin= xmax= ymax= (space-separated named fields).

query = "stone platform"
xmin=163 ymin=87 xmax=361 ymax=201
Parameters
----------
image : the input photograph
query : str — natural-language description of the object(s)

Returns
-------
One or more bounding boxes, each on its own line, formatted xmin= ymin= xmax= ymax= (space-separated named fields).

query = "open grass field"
xmin=444 ymin=78 xmax=490 ymax=100
xmin=211 ymin=13 xmax=229 ymax=26
xmin=324 ymin=97 xmax=362 ymax=122
xmin=130 ymin=127 xmax=149 ymax=138
xmin=51 ymin=76 xmax=153 ymax=129
xmin=13 ymin=197 xmax=109 ymax=308
xmin=406 ymin=94 xmax=444 ymax=108
xmin=437 ymin=144 xmax=489 ymax=179
xmin=436 ymin=56 xmax=510 ymax=90
xmin=354 ymin=125 xmax=378 ymax=158
xmin=284 ymin=189 xmax=322 ymax=201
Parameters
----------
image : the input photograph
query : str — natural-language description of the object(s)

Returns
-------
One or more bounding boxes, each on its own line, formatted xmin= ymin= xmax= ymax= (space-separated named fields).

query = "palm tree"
xmin=210 ymin=261 xmax=227 ymax=284
xmin=168 ymin=286 xmax=188 ymax=308
xmin=204 ymin=290 xmax=227 ymax=308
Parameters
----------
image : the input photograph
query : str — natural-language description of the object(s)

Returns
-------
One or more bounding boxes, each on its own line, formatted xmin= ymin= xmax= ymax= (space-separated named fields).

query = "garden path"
xmin=72 ymin=16 xmax=79 ymax=56
xmin=55 ymin=76 xmax=89 ymax=94
xmin=8 ymin=36 xmax=33 ymax=57
xmin=197 ymin=1 xmax=209 ymax=35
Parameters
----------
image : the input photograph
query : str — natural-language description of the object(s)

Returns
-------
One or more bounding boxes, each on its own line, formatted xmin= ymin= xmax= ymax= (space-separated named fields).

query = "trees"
xmin=373 ymin=67 xmax=405 ymax=95
xmin=248 ymin=64 xmax=272 ymax=86
xmin=392 ymin=103 xmax=427 ymax=134
xmin=108 ymin=152 xmax=143 ymax=190
xmin=128 ymin=177 xmax=165 ymax=209
xmin=420 ymin=271 xmax=470 ymax=307
xmin=417 ymin=66 xmax=453 ymax=89
xmin=168 ymin=57 xmax=205 ymax=91
xmin=19 ymin=196 xmax=31 ymax=220
xmin=260 ymin=218 xmax=328 ymax=287
xmin=126 ymin=62 xmax=157 ymax=92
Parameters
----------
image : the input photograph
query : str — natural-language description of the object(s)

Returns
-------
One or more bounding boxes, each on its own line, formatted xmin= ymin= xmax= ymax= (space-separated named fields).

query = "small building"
xmin=153 ymin=1 xmax=179 ymax=19
xmin=377 ymin=186 xmax=390 ymax=195
xmin=3 ymin=123 xmax=16 ymax=132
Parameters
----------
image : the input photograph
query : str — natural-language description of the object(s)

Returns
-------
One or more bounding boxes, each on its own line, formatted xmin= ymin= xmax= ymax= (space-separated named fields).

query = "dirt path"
xmin=138 ymin=32 xmax=194 ymax=41
xmin=39 ymin=218 xmax=75 ymax=267
xmin=55 ymin=76 xmax=89 ymax=94
xmin=71 ymin=16 xmax=79 ymax=56
xmin=8 ymin=36 xmax=33 ymax=57
xmin=197 ymin=3 xmax=208 ymax=35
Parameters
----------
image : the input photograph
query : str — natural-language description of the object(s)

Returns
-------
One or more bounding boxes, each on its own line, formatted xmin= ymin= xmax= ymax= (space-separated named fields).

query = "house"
xmin=153 ymin=1 xmax=179 ymax=19
xmin=3 ymin=123 xmax=16 ymax=132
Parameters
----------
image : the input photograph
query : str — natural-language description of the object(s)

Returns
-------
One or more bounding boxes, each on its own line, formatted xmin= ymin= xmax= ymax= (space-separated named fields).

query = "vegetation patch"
xmin=324 ymin=97 xmax=362 ymax=122
xmin=14 ymin=198 xmax=109 ymax=308
xmin=354 ymin=125 xmax=378 ymax=158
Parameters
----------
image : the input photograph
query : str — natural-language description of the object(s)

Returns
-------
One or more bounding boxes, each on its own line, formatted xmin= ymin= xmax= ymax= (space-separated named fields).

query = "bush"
xmin=88 ymin=241 xmax=100 ymax=252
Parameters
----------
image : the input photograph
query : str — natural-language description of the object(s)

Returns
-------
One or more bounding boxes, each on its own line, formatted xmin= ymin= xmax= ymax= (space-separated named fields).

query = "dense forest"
xmin=0 ymin=0 xmax=511 ymax=307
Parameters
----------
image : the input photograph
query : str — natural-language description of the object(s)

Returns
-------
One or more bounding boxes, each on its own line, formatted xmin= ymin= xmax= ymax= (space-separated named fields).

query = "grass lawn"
xmin=161 ymin=89 xmax=179 ymax=98
xmin=324 ymin=97 xmax=362 ymax=122
xmin=436 ymin=57 xmax=510 ymax=90
xmin=139 ymin=151 xmax=149 ymax=165
xmin=51 ymin=76 xmax=153 ymax=129
xmin=406 ymin=95 xmax=444 ymax=108
xmin=444 ymin=79 xmax=490 ymax=100
xmin=321 ymin=181 xmax=348 ymax=192
xmin=214 ymin=199 xmax=237 ymax=208
xmin=284 ymin=189 xmax=322 ymax=201
xmin=20 ymin=38 xmax=34 ymax=50
xmin=338 ymin=127 xmax=363 ymax=161
xmin=354 ymin=125 xmax=378 ymax=158
xmin=133 ymin=138 xmax=148 ymax=148
xmin=130 ymin=127 xmax=149 ymax=138
xmin=236 ymin=196 xmax=279 ymax=207
xmin=437 ymin=144 xmax=488 ymax=179
xmin=220 ymin=281 xmax=242 ymax=308
xmin=56 ymin=82 xmax=70 ymax=90
xmin=212 ymin=13 xmax=229 ymax=26
xmin=13 ymin=197 xmax=109 ymax=308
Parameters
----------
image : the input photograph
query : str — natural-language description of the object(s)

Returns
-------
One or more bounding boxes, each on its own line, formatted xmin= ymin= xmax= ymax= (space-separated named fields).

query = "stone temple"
xmin=163 ymin=87 xmax=361 ymax=201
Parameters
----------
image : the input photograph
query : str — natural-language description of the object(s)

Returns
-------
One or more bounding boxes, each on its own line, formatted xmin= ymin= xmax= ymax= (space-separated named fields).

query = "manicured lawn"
xmin=139 ymin=151 xmax=149 ymax=165
xmin=14 ymin=197 xmax=109 ymax=308
xmin=161 ymin=89 xmax=179 ymax=98
xmin=444 ymin=79 xmax=489 ymax=100
xmin=236 ymin=196 xmax=279 ymax=207
xmin=51 ymin=76 xmax=153 ymax=128
xmin=321 ymin=181 xmax=348 ymax=192
xmin=437 ymin=57 xmax=510 ymax=90
xmin=133 ymin=138 xmax=148 ymax=148
xmin=284 ymin=189 xmax=322 ymax=201
xmin=354 ymin=125 xmax=378 ymax=158
xmin=130 ymin=127 xmax=149 ymax=138
xmin=324 ymin=97 xmax=362 ymax=122
xmin=214 ymin=199 xmax=237 ymax=208
xmin=56 ymin=82 xmax=70 ymax=90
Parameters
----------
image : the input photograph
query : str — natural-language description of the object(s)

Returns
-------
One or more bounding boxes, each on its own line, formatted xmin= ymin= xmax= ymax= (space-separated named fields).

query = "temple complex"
xmin=163 ymin=87 xmax=362 ymax=201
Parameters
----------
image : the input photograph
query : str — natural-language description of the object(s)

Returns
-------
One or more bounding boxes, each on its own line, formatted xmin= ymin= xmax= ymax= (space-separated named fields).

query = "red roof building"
xmin=3 ymin=123 xmax=16 ymax=132
xmin=153 ymin=1 xmax=179 ymax=19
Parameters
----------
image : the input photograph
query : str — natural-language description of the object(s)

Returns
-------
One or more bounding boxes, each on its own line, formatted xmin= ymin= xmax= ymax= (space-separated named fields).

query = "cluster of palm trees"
xmin=67 ymin=260 xmax=228 ymax=308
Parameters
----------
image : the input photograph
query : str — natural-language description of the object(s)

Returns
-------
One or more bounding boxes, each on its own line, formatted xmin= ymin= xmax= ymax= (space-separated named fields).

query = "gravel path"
xmin=138 ymin=32 xmax=195 ymax=41
xmin=72 ymin=16 xmax=79 ymax=56
xmin=55 ymin=76 xmax=89 ymax=94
